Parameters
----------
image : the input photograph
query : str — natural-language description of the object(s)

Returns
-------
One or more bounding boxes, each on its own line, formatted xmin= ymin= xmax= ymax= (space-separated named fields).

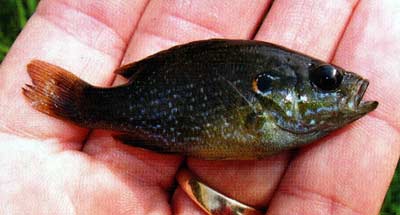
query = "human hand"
xmin=0 ymin=0 xmax=399 ymax=214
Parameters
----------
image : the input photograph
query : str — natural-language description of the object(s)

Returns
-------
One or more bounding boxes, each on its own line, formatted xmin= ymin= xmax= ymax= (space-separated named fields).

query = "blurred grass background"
xmin=0 ymin=0 xmax=398 ymax=214
xmin=0 ymin=0 xmax=37 ymax=60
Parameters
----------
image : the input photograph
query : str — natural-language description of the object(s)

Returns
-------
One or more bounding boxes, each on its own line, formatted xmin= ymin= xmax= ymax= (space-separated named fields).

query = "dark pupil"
xmin=310 ymin=65 xmax=343 ymax=91
xmin=256 ymin=73 xmax=273 ymax=92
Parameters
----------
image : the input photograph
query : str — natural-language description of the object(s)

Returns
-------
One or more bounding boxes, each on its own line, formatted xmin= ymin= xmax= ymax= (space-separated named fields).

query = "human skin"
xmin=0 ymin=0 xmax=399 ymax=214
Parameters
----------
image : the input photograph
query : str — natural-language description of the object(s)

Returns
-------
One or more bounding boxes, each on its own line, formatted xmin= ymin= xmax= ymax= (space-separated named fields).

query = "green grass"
xmin=382 ymin=163 xmax=400 ymax=215
xmin=0 ymin=1 xmax=399 ymax=214
xmin=0 ymin=0 xmax=37 ymax=61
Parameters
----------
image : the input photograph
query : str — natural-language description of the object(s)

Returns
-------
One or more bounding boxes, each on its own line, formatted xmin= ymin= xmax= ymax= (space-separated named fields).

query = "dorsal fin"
xmin=114 ymin=39 xmax=235 ymax=79
xmin=114 ymin=62 xmax=141 ymax=79
xmin=114 ymin=53 xmax=162 ymax=79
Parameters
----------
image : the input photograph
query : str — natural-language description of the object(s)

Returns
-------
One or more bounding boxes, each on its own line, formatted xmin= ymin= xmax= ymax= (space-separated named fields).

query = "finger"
xmin=82 ymin=0 xmax=272 ymax=213
xmin=266 ymin=1 xmax=400 ymax=214
xmin=0 ymin=132 xmax=174 ymax=214
xmin=172 ymin=188 xmax=207 ymax=215
xmin=333 ymin=0 xmax=400 ymax=130
xmin=256 ymin=0 xmax=359 ymax=59
xmin=0 ymin=0 xmax=148 ymax=149
xmin=184 ymin=156 xmax=288 ymax=209
xmin=186 ymin=0 xmax=360 ymax=209
xmin=121 ymin=0 xmax=272 ymax=66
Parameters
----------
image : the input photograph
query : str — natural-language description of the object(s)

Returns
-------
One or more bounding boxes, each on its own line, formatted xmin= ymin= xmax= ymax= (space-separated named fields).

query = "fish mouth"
xmin=353 ymin=79 xmax=378 ymax=114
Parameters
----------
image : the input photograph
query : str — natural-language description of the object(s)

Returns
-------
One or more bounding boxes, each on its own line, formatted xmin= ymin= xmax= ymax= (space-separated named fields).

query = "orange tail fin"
xmin=22 ymin=60 xmax=90 ymax=123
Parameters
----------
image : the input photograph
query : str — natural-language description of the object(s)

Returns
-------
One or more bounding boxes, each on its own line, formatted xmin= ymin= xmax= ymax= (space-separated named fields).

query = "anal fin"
xmin=113 ymin=133 xmax=177 ymax=154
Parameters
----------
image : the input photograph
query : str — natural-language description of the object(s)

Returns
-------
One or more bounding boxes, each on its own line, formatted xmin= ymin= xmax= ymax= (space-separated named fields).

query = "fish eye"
xmin=310 ymin=65 xmax=343 ymax=91
xmin=253 ymin=72 xmax=273 ymax=94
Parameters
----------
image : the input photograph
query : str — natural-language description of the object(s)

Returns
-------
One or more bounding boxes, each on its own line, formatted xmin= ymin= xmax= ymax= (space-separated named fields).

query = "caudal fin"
xmin=22 ymin=60 xmax=90 ymax=123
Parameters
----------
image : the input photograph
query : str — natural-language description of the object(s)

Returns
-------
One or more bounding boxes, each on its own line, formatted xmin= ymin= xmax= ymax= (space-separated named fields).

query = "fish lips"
xmin=353 ymin=79 xmax=378 ymax=114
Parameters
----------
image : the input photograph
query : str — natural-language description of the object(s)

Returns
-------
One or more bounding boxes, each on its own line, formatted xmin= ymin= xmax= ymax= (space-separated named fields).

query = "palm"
xmin=0 ymin=1 xmax=399 ymax=214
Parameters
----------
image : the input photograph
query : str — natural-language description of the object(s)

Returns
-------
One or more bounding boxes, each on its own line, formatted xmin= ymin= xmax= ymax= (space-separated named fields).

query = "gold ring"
xmin=176 ymin=168 xmax=264 ymax=215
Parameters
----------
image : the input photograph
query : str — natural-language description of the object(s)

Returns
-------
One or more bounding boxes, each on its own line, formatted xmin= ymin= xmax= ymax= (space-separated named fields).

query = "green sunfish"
xmin=22 ymin=39 xmax=378 ymax=160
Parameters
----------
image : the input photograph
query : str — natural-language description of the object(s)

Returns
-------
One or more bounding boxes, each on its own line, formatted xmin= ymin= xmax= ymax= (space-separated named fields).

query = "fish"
xmin=22 ymin=39 xmax=378 ymax=160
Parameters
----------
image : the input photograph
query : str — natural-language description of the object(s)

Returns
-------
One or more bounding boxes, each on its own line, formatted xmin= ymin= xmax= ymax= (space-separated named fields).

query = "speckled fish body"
xmin=23 ymin=39 xmax=378 ymax=159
